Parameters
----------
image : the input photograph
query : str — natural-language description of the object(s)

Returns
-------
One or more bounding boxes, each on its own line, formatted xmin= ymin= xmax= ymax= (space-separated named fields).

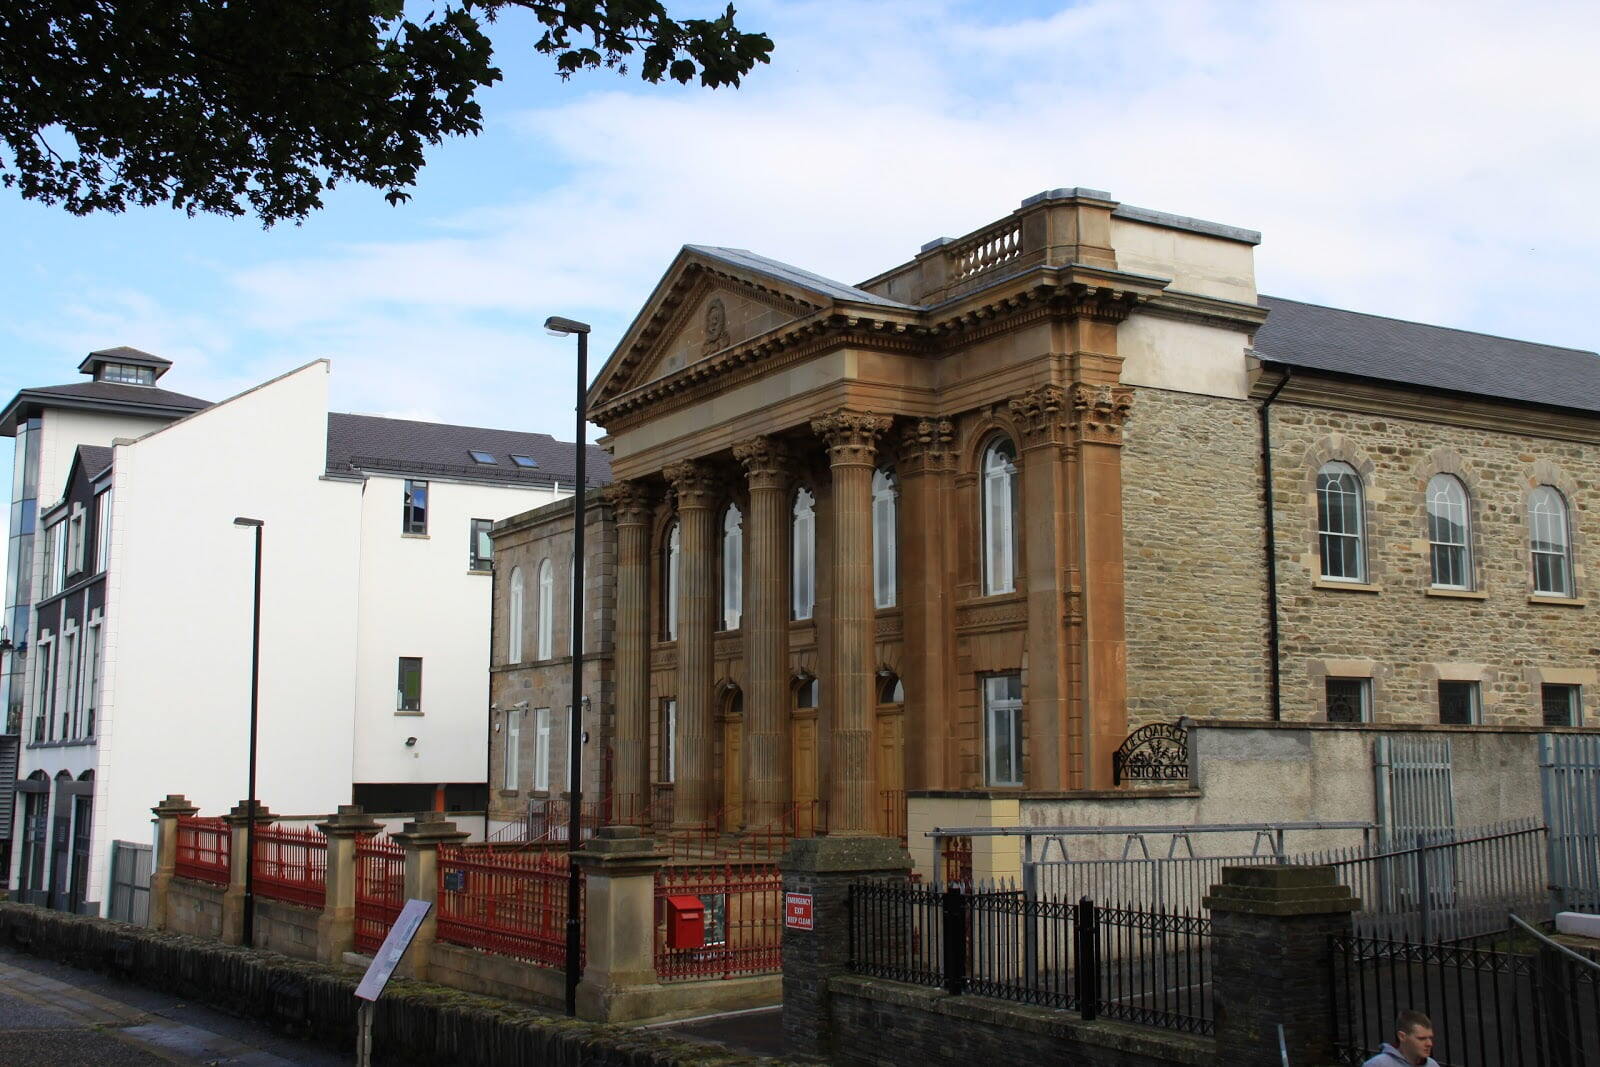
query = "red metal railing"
xmin=174 ymin=816 xmax=230 ymax=885
xmin=661 ymin=800 xmax=827 ymax=863
xmin=655 ymin=861 xmax=783 ymax=981
xmin=941 ymin=835 xmax=974 ymax=886
xmin=251 ymin=823 xmax=328 ymax=908
xmin=881 ymin=789 xmax=907 ymax=843
xmin=435 ymin=844 xmax=581 ymax=968
xmin=354 ymin=834 xmax=405 ymax=954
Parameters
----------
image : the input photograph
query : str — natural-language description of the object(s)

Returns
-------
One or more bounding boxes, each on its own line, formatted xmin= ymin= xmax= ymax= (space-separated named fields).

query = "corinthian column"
xmin=812 ymin=409 xmax=892 ymax=835
xmin=732 ymin=435 xmax=792 ymax=827
xmin=600 ymin=480 xmax=653 ymax=818
xmin=663 ymin=460 xmax=719 ymax=827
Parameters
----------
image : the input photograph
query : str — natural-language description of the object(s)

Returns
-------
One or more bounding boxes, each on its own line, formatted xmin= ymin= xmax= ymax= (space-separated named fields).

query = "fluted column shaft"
xmin=813 ymin=410 xmax=892 ymax=835
xmin=733 ymin=437 xmax=792 ymax=827
xmin=664 ymin=461 xmax=718 ymax=827
xmin=604 ymin=482 xmax=653 ymax=816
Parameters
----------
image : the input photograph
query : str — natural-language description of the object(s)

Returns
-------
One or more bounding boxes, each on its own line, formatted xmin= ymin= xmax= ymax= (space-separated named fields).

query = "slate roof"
xmin=326 ymin=412 xmax=612 ymax=487
xmin=79 ymin=345 xmax=173 ymax=375
xmin=76 ymin=445 xmax=114 ymax=480
xmin=1255 ymin=296 xmax=1600 ymax=415
xmin=0 ymin=379 xmax=212 ymax=435
xmin=687 ymin=245 xmax=919 ymax=310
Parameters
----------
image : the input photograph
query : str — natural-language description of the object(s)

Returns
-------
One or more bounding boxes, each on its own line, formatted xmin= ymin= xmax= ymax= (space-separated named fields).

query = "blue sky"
xmin=4 ymin=0 xmax=1598 ymax=466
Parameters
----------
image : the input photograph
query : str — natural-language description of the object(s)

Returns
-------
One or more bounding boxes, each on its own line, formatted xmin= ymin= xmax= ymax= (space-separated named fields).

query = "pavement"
xmin=657 ymin=1005 xmax=786 ymax=1059
xmin=0 ymin=946 xmax=351 ymax=1066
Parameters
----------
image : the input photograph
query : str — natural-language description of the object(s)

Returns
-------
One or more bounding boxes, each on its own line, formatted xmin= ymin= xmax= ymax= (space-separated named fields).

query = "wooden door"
xmin=875 ymin=709 xmax=905 ymax=836
xmin=721 ymin=715 xmax=744 ymax=829
xmin=791 ymin=712 xmax=818 ymax=834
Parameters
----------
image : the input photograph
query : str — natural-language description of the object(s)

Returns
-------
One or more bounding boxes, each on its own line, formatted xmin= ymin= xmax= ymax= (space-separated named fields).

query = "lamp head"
xmin=544 ymin=316 xmax=591 ymax=337
xmin=233 ymin=517 xmax=264 ymax=528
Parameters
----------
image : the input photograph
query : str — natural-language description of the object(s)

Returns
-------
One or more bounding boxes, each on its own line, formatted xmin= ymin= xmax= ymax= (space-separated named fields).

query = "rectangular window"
xmin=469 ymin=518 xmax=493 ymax=571
xmin=983 ymin=674 xmax=1024 ymax=786
xmin=33 ymin=638 xmax=53 ymax=742
xmin=1438 ymin=680 xmax=1480 ymax=725
xmin=1542 ymin=684 xmax=1580 ymax=727
xmin=95 ymin=490 xmax=112 ymax=573
xmin=660 ymin=698 xmax=677 ymax=783
xmin=98 ymin=362 xmax=155 ymax=385
xmin=397 ymin=657 xmax=423 ymax=711
xmin=85 ymin=623 xmax=102 ymax=738
xmin=1325 ymin=677 xmax=1371 ymax=723
xmin=403 ymin=480 xmax=428 ymax=535
xmin=67 ymin=507 xmax=86 ymax=575
xmin=533 ymin=708 xmax=551 ymax=791
xmin=61 ymin=631 xmax=79 ymax=738
xmin=504 ymin=709 xmax=522 ymax=791
xmin=41 ymin=520 xmax=62 ymax=597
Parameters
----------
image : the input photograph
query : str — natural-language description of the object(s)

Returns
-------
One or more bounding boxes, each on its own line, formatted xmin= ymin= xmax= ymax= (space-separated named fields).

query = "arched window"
xmin=663 ymin=521 xmax=681 ymax=639
xmin=536 ymin=558 xmax=554 ymax=659
xmin=795 ymin=674 xmax=819 ymax=709
xmin=982 ymin=438 xmax=1019 ymax=595
xmin=878 ymin=672 xmax=904 ymax=705
xmin=1530 ymin=486 xmax=1574 ymax=597
xmin=722 ymin=504 xmax=743 ymax=630
xmin=872 ymin=468 xmax=898 ymax=608
xmin=792 ymin=488 xmax=816 ymax=620
xmin=1426 ymin=474 xmax=1472 ymax=589
xmin=1317 ymin=462 xmax=1365 ymax=582
xmin=508 ymin=567 xmax=525 ymax=663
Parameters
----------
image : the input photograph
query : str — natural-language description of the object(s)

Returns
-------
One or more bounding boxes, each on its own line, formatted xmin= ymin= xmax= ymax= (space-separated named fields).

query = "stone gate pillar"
xmin=148 ymin=794 xmax=198 ymax=931
xmin=392 ymin=812 xmax=469 ymax=979
xmin=221 ymin=799 xmax=274 ymax=945
xmin=734 ymin=435 xmax=793 ymax=827
xmin=315 ymin=804 xmax=380 ymax=963
xmin=813 ymin=410 xmax=892 ymax=835
xmin=573 ymin=825 xmax=670 ymax=1021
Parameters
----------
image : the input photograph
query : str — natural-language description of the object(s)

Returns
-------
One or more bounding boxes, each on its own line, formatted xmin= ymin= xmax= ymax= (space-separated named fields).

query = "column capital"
xmin=152 ymin=794 xmax=200 ymax=819
xmin=1070 ymin=381 xmax=1134 ymax=445
xmin=896 ymin=417 xmax=957 ymax=476
xmin=223 ymin=800 xmax=275 ymax=826
xmin=392 ymin=812 xmax=470 ymax=847
xmin=317 ymin=804 xmax=383 ymax=840
xmin=812 ymin=409 xmax=893 ymax=466
xmin=662 ymin=459 xmax=719 ymax=510
xmin=1008 ymin=385 xmax=1069 ymax=450
xmin=599 ymin=479 xmax=655 ymax=525
xmin=732 ymin=435 xmax=793 ymax=491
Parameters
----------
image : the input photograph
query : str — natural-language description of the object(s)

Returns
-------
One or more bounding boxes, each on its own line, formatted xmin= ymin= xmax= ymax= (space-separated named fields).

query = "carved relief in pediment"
xmin=640 ymin=286 xmax=802 ymax=384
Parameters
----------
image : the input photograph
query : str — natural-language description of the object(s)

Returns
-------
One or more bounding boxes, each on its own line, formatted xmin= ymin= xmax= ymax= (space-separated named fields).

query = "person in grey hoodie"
xmin=1364 ymin=1010 xmax=1439 ymax=1066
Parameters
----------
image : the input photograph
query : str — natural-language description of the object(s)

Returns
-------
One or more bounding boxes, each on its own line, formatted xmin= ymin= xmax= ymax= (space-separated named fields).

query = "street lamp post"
xmin=545 ymin=314 xmax=590 ymax=1017
xmin=233 ymin=516 xmax=264 ymax=947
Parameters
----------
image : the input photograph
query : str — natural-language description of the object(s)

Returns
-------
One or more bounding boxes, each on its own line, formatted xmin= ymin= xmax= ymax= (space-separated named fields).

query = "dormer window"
xmin=510 ymin=455 xmax=538 ymax=469
xmin=97 ymin=362 xmax=156 ymax=385
xmin=469 ymin=450 xmax=497 ymax=465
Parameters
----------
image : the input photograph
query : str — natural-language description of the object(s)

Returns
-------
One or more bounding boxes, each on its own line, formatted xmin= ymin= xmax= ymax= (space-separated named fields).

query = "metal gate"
xmin=107 ymin=840 xmax=152 ymax=925
xmin=1541 ymin=733 xmax=1600 ymax=911
xmin=1373 ymin=735 xmax=1456 ymax=846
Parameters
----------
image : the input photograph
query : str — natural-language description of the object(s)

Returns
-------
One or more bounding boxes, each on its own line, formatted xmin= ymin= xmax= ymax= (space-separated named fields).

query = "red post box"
xmin=665 ymin=894 xmax=705 ymax=949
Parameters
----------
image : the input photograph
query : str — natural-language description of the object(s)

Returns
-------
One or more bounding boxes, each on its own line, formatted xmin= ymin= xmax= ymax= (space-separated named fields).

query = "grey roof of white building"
xmin=326 ymin=412 xmax=611 ymax=486
xmin=1255 ymin=296 xmax=1600 ymax=415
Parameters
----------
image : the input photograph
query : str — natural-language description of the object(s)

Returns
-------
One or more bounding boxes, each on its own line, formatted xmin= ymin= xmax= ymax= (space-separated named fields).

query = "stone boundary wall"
xmin=0 ymin=902 xmax=785 ymax=1067
xmin=254 ymin=896 xmax=320 ymax=962
xmin=166 ymin=878 xmax=224 ymax=940
xmin=826 ymin=975 xmax=1211 ymax=1067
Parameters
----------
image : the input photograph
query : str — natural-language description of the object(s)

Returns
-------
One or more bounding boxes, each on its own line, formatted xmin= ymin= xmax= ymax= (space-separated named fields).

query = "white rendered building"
xmin=6 ymin=355 xmax=601 ymax=914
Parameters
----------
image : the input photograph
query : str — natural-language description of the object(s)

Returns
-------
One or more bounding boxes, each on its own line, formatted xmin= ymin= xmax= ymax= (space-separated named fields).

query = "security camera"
xmin=404 ymin=736 xmax=418 ymax=747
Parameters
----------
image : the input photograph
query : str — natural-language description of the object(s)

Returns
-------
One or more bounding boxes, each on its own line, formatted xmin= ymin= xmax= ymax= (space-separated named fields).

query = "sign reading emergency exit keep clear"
xmin=785 ymin=892 xmax=814 ymax=931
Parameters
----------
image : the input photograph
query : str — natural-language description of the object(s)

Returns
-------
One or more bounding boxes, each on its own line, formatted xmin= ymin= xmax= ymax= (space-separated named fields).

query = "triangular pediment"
xmin=590 ymin=244 xmax=914 ymax=411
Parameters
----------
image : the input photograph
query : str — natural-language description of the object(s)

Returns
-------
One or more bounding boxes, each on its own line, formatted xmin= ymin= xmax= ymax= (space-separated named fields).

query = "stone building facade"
xmin=487 ymin=188 xmax=1598 ymax=837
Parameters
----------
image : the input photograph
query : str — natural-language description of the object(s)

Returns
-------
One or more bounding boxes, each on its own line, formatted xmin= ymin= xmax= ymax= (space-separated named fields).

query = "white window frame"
xmin=1317 ymin=461 xmax=1366 ymax=582
xmin=504 ymin=709 xmax=523 ymax=791
xmin=1529 ymin=486 xmax=1574 ymax=597
xmin=84 ymin=618 xmax=102 ymax=739
xmin=41 ymin=520 xmax=64 ymax=597
xmin=792 ymin=488 xmax=815 ymax=620
xmin=872 ymin=468 xmax=897 ymax=608
xmin=34 ymin=634 xmax=54 ymax=741
xmin=537 ymin=558 xmax=554 ymax=660
xmin=1438 ymin=680 xmax=1481 ymax=725
xmin=1324 ymin=677 xmax=1371 ymax=723
xmin=61 ymin=627 xmax=79 ymax=739
xmin=661 ymin=698 xmax=677 ymax=783
xmin=664 ymin=522 xmax=680 ymax=640
xmin=983 ymin=674 xmax=1023 ymax=786
xmin=67 ymin=504 xmax=86 ymax=576
xmin=1426 ymin=475 xmax=1472 ymax=590
xmin=982 ymin=439 xmax=1018 ymax=596
xmin=508 ymin=567 xmax=524 ymax=663
xmin=722 ymin=504 xmax=743 ymax=630
xmin=95 ymin=489 xmax=112 ymax=574
xmin=533 ymin=708 xmax=551 ymax=791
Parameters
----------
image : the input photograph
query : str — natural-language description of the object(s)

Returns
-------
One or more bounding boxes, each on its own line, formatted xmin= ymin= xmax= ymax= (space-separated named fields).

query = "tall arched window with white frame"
xmin=1316 ymin=461 xmax=1365 ymax=582
xmin=872 ymin=467 xmax=898 ymax=608
xmin=1529 ymin=486 xmax=1574 ymax=597
xmin=1426 ymin=474 xmax=1472 ymax=589
xmin=722 ymin=504 xmax=743 ymax=630
xmin=536 ymin=557 xmax=554 ymax=659
xmin=663 ymin=521 xmax=681 ymax=639
xmin=508 ymin=566 xmax=524 ymax=663
xmin=792 ymin=488 xmax=816 ymax=620
xmin=981 ymin=438 xmax=1019 ymax=595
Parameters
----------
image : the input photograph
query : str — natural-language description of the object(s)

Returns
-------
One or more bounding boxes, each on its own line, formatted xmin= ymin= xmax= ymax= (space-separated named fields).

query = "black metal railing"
xmin=848 ymin=881 xmax=1213 ymax=1034
xmin=1332 ymin=918 xmax=1600 ymax=1065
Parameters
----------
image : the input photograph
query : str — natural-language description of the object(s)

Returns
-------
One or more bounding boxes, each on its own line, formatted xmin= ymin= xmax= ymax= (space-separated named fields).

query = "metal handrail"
xmin=927 ymin=820 xmax=1374 ymax=837
xmin=1511 ymin=912 xmax=1600 ymax=973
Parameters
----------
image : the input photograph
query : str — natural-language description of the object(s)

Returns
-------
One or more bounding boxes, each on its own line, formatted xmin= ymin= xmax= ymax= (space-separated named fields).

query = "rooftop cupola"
xmin=77 ymin=346 xmax=172 ymax=386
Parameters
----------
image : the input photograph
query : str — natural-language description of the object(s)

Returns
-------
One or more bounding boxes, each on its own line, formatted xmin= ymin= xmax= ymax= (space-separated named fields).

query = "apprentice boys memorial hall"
xmin=542 ymin=188 xmax=1598 ymax=841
